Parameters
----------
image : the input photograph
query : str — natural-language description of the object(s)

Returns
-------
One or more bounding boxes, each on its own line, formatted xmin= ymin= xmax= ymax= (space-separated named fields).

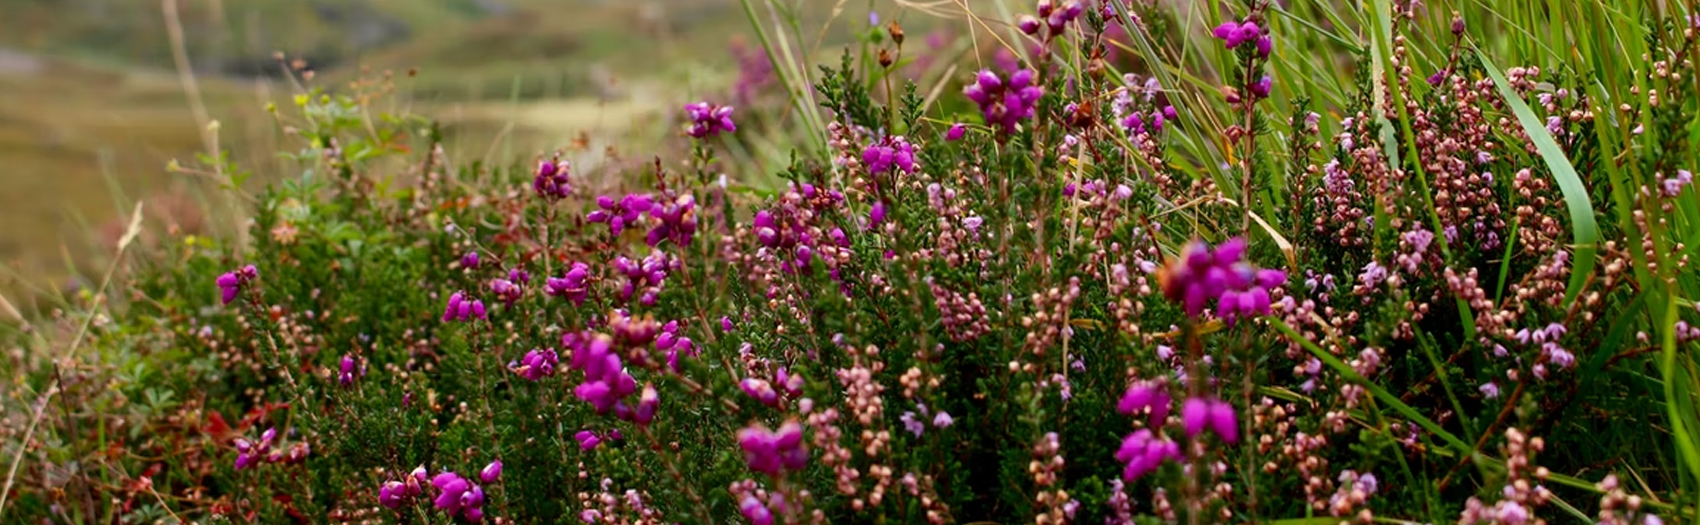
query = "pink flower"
xmin=1181 ymin=397 xmax=1239 ymax=443
xmin=685 ymin=101 xmax=737 ymax=138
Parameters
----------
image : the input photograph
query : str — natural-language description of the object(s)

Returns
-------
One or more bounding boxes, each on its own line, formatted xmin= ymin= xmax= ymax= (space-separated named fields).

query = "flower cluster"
xmin=544 ymin=262 xmax=592 ymax=305
xmin=1159 ymin=237 xmax=1286 ymax=324
xmin=428 ymin=470 xmax=487 ymax=521
xmin=862 ymin=135 xmax=918 ymax=176
xmin=378 ymin=466 xmax=429 ymax=509
xmin=656 ymin=320 xmax=697 ymax=372
xmin=337 ymin=354 xmax=364 ymax=387
xmin=963 ymin=69 xmax=1043 ymax=135
xmin=1181 ymin=397 xmax=1239 ymax=443
xmin=684 ymin=101 xmax=737 ymax=138
xmin=1116 ymin=380 xmax=1171 ymax=426
xmin=233 ymin=427 xmax=308 ymax=469
xmin=588 ymin=193 xmax=654 ymax=237
xmin=614 ymin=251 xmax=673 ymax=306
xmin=565 ymin=331 xmax=639 ymax=414
xmin=510 ymin=348 xmax=559 ymax=381
xmin=1114 ymin=429 xmax=1180 ymax=481
xmin=1017 ymin=0 xmax=1084 ymax=39
xmin=215 ymin=264 xmax=258 ymax=305
xmin=442 ymin=291 xmax=489 ymax=323
xmin=737 ymin=421 xmax=809 ymax=476
xmin=1212 ymin=19 xmax=1272 ymax=58
xmin=533 ymin=155 xmax=572 ymax=200
xmin=645 ymin=193 xmax=699 ymax=248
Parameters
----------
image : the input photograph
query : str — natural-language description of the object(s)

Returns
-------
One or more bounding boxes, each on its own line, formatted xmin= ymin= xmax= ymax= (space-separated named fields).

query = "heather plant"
xmin=5 ymin=0 xmax=1700 ymax=524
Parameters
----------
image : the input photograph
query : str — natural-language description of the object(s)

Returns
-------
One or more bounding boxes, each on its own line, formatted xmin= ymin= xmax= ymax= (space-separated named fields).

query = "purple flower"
xmin=932 ymin=411 xmax=955 ymax=428
xmin=1017 ymin=15 xmax=1041 ymax=35
xmin=338 ymin=354 xmax=363 ymax=387
xmin=575 ymin=430 xmax=603 ymax=451
xmin=461 ymin=251 xmax=480 ymax=269
xmin=544 ymin=262 xmax=592 ymax=306
xmin=489 ymin=277 xmax=522 ymax=305
xmin=740 ymin=494 xmax=775 ymax=525
xmin=379 ymin=481 xmax=408 ymax=508
xmin=741 ymin=378 xmax=780 ymax=407
xmin=863 ymin=135 xmax=919 ymax=175
xmin=645 ymin=193 xmax=699 ymax=248
xmin=657 ymin=320 xmax=697 ymax=372
xmin=565 ymin=331 xmax=638 ymax=414
xmin=737 ymin=421 xmax=808 ymax=476
xmin=1180 ymin=397 xmax=1239 ymax=443
xmin=480 ymin=460 xmax=502 ymax=484
xmin=1663 ymin=169 xmax=1693 ymax=197
xmin=1249 ymin=76 xmax=1273 ymax=98
xmin=684 ymin=101 xmax=737 ymax=138
xmin=901 ymin=408 xmax=927 ymax=436
xmin=1116 ymin=381 xmax=1171 ymax=426
xmin=215 ymin=264 xmax=258 ymax=305
xmin=442 ymin=291 xmax=488 ymax=323
xmin=1159 ymin=237 xmax=1285 ymax=325
xmin=963 ymin=68 xmax=1043 ymax=135
xmin=533 ymin=156 xmax=572 ymax=200
xmin=511 ymin=348 xmax=559 ymax=381
xmin=587 ymin=193 xmax=655 ymax=237
xmin=1115 ymin=429 xmax=1180 ymax=481
xmin=946 ymin=122 xmax=968 ymax=141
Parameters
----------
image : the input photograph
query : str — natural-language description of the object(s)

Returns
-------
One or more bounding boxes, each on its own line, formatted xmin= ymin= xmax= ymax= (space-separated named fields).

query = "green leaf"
xmin=1474 ymin=49 xmax=1600 ymax=308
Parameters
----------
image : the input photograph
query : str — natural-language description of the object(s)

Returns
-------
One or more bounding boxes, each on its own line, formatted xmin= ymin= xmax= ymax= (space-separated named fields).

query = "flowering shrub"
xmin=5 ymin=0 xmax=1700 ymax=524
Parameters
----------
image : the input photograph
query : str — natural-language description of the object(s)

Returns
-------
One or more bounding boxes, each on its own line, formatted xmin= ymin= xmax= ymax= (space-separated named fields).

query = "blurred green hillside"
xmin=0 ymin=0 xmax=865 ymax=306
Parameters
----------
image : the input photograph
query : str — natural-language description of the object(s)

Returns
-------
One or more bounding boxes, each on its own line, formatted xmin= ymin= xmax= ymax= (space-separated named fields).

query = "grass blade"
xmin=1473 ymin=48 xmax=1600 ymax=308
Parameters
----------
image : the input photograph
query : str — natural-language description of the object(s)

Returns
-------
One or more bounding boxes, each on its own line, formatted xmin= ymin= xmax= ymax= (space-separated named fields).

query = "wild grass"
xmin=1 ymin=0 xmax=1698 ymax=523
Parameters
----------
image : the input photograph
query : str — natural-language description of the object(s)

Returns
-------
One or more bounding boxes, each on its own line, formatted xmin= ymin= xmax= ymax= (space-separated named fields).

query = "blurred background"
xmin=0 ymin=0 xmax=925 ymax=306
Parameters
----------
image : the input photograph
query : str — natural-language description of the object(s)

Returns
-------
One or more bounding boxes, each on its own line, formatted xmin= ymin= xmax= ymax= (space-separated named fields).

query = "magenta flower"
xmin=645 ymin=193 xmax=699 ymax=248
xmin=479 ymin=460 xmax=502 ymax=484
xmin=656 ymin=320 xmax=697 ymax=372
xmin=737 ymin=421 xmax=808 ymax=476
xmin=442 ymin=291 xmax=488 ymax=323
xmin=740 ymin=494 xmax=775 ymax=525
xmin=1249 ymin=76 xmax=1273 ymax=98
xmin=379 ymin=481 xmax=408 ymax=508
xmin=544 ymin=262 xmax=592 ymax=306
xmin=575 ymin=430 xmax=603 ymax=451
xmin=233 ymin=427 xmax=279 ymax=470
xmin=1212 ymin=20 xmax=1270 ymax=58
xmin=1180 ymin=397 xmax=1239 ymax=443
xmin=741 ymin=378 xmax=780 ymax=407
xmin=1115 ymin=429 xmax=1180 ymax=481
xmin=684 ymin=101 xmax=737 ymax=138
xmin=863 ymin=135 xmax=918 ymax=175
xmin=963 ymin=68 xmax=1044 ymax=135
xmin=946 ymin=122 xmax=967 ymax=141
xmin=1017 ymin=15 xmax=1041 ymax=35
xmin=565 ymin=332 xmax=638 ymax=414
xmin=533 ymin=156 xmax=572 ymax=200
xmin=868 ymin=201 xmax=888 ymax=229
xmin=1159 ymin=237 xmax=1285 ymax=324
xmin=215 ymin=264 xmax=258 ymax=305
xmin=614 ymin=251 xmax=671 ymax=306
xmin=511 ymin=348 xmax=559 ymax=381
xmin=489 ymin=277 xmax=522 ymax=306
xmin=461 ymin=251 xmax=480 ymax=269
xmin=1117 ymin=381 xmax=1171 ymax=426
xmin=338 ymin=354 xmax=363 ymax=387
xmin=587 ymin=193 xmax=654 ymax=237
